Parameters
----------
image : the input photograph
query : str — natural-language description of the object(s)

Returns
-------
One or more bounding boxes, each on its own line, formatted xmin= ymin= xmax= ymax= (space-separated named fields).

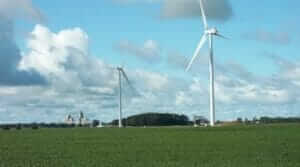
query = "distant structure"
xmin=64 ymin=114 xmax=74 ymax=125
xmin=193 ymin=115 xmax=209 ymax=127
xmin=64 ymin=112 xmax=90 ymax=126
xmin=97 ymin=121 xmax=103 ymax=128
xmin=78 ymin=111 xmax=90 ymax=126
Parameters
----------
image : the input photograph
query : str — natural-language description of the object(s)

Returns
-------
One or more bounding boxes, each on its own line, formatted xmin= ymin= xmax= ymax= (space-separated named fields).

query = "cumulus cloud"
xmin=214 ymin=74 xmax=292 ymax=105
xmin=0 ymin=0 xmax=46 ymax=86
xmin=20 ymin=25 xmax=118 ymax=90
xmin=270 ymin=57 xmax=300 ymax=88
xmin=160 ymin=0 xmax=233 ymax=21
xmin=242 ymin=29 xmax=291 ymax=45
xmin=1 ymin=22 xmax=192 ymax=122
xmin=115 ymin=40 xmax=162 ymax=63
xmin=2 ymin=25 xmax=174 ymax=123
xmin=135 ymin=70 xmax=169 ymax=91
xmin=0 ymin=25 xmax=123 ymax=123
xmin=211 ymin=56 xmax=300 ymax=106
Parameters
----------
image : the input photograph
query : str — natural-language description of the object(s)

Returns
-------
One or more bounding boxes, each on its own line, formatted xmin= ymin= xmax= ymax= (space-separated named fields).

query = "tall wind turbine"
xmin=116 ymin=66 xmax=134 ymax=128
xmin=185 ymin=0 xmax=227 ymax=126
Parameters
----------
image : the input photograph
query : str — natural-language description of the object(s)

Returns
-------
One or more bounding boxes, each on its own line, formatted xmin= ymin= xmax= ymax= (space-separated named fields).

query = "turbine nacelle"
xmin=205 ymin=28 xmax=218 ymax=35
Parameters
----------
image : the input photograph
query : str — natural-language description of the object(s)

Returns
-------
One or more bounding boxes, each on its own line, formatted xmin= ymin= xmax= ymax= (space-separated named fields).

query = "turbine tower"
xmin=116 ymin=67 xmax=134 ymax=128
xmin=185 ymin=0 xmax=227 ymax=126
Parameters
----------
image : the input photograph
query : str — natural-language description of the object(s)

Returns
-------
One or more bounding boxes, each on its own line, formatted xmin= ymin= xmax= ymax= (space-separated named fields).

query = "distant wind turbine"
xmin=185 ymin=0 xmax=228 ymax=126
xmin=116 ymin=66 xmax=135 ymax=128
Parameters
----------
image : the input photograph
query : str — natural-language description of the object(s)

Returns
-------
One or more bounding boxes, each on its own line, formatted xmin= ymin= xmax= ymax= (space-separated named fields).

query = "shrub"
xmin=2 ymin=126 xmax=10 ymax=130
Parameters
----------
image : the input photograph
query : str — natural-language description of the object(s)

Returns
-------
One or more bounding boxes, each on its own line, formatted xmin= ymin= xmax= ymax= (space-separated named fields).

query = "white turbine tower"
xmin=116 ymin=66 xmax=134 ymax=128
xmin=185 ymin=0 xmax=227 ymax=127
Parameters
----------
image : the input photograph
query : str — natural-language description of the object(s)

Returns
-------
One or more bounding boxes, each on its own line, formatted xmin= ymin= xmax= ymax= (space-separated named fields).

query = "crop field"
xmin=0 ymin=124 xmax=300 ymax=167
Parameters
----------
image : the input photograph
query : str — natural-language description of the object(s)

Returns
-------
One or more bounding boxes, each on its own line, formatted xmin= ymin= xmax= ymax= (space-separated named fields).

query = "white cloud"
xmin=116 ymin=40 xmax=161 ymax=63
xmin=175 ymin=91 xmax=193 ymax=106
xmin=0 ymin=25 xmax=120 ymax=122
xmin=135 ymin=70 xmax=169 ymax=91
xmin=189 ymin=78 xmax=205 ymax=93
xmin=0 ymin=25 xmax=178 ymax=123
xmin=0 ymin=0 xmax=46 ymax=86
xmin=242 ymin=29 xmax=291 ymax=45
xmin=20 ymin=25 xmax=118 ymax=90
xmin=0 ymin=87 xmax=17 ymax=95
xmin=20 ymin=25 xmax=86 ymax=77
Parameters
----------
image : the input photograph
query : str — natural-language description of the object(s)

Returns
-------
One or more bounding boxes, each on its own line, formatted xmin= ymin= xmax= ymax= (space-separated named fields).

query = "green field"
xmin=0 ymin=124 xmax=300 ymax=167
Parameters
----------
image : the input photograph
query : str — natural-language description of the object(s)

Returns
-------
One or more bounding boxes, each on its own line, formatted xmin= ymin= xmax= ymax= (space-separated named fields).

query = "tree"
xmin=112 ymin=113 xmax=190 ymax=126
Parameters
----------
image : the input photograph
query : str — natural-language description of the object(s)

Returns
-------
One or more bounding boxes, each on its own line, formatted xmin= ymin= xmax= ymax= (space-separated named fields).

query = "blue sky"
xmin=28 ymin=0 xmax=300 ymax=75
xmin=1 ymin=0 xmax=300 ymax=123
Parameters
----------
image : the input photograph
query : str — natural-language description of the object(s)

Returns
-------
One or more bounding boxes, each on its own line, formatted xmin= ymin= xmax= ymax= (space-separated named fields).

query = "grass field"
xmin=0 ymin=124 xmax=300 ymax=167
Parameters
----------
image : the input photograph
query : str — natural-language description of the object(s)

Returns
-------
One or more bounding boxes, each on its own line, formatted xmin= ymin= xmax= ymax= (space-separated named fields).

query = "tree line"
xmin=110 ymin=113 xmax=192 ymax=126
xmin=2 ymin=114 xmax=300 ymax=130
xmin=0 ymin=122 xmax=95 ymax=130
xmin=236 ymin=116 xmax=300 ymax=124
xmin=259 ymin=117 xmax=300 ymax=124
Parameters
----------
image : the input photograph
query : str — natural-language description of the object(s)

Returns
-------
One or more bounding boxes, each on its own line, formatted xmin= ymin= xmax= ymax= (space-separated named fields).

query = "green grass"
xmin=0 ymin=124 xmax=300 ymax=167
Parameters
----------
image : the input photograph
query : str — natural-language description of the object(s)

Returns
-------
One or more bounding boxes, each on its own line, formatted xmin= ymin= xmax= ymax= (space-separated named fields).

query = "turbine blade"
xmin=199 ymin=0 xmax=208 ymax=30
xmin=120 ymin=69 xmax=132 ymax=88
xmin=185 ymin=34 xmax=208 ymax=72
xmin=215 ymin=33 xmax=229 ymax=39
xmin=120 ymin=68 xmax=138 ymax=95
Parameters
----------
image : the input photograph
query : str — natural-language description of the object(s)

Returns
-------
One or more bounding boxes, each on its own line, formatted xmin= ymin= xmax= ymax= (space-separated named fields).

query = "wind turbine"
xmin=116 ymin=66 xmax=134 ymax=128
xmin=185 ymin=0 xmax=227 ymax=126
